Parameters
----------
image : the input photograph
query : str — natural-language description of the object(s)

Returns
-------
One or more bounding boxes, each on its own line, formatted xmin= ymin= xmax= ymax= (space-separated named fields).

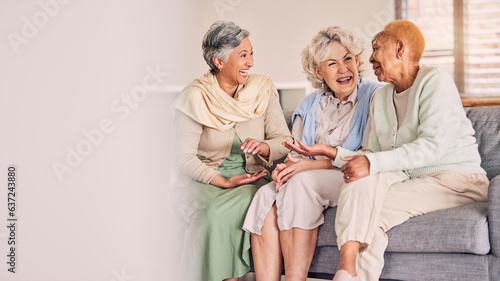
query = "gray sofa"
xmin=284 ymin=106 xmax=500 ymax=280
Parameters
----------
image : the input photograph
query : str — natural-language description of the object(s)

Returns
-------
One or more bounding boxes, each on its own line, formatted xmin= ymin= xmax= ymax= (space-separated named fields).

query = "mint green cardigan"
xmin=333 ymin=66 xmax=486 ymax=178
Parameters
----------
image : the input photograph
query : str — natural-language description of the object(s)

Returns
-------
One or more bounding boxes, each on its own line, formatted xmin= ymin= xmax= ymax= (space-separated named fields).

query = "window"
xmin=396 ymin=0 xmax=500 ymax=106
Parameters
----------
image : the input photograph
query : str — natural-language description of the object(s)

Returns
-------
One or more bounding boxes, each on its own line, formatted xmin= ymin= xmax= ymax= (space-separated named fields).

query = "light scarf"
xmin=172 ymin=72 xmax=278 ymax=131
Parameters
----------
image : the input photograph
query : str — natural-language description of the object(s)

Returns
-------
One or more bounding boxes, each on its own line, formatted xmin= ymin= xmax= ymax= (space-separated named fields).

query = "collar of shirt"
xmin=321 ymin=87 xmax=358 ymax=110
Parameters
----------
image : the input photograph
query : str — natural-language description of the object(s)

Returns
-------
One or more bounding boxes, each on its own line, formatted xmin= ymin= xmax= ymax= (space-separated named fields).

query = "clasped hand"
xmin=283 ymin=139 xmax=370 ymax=183
xmin=240 ymin=138 xmax=270 ymax=157
xmin=339 ymin=155 xmax=370 ymax=183
xmin=272 ymin=155 xmax=317 ymax=190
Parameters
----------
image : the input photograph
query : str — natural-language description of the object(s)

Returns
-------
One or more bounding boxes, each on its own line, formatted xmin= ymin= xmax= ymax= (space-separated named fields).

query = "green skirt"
xmin=180 ymin=134 xmax=270 ymax=281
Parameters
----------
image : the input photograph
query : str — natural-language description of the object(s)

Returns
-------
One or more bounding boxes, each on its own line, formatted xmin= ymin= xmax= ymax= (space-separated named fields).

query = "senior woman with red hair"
xmin=286 ymin=20 xmax=489 ymax=281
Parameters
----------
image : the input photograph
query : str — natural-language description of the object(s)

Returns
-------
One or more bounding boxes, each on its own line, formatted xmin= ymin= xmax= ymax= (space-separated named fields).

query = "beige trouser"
xmin=243 ymin=169 xmax=344 ymax=234
xmin=335 ymin=170 xmax=489 ymax=281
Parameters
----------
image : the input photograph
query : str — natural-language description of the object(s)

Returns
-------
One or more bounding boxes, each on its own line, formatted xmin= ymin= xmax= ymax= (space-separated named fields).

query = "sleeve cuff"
xmin=365 ymin=153 xmax=378 ymax=175
xmin=261 ymin=140 xmax=277 ymax=166
xmin=331 ymin=147 xmax=350 ymax=168
xmin=203 ymin=170 xmax=221 ymax=185
xmin=257 ymin=153 xmax=273 ymax=167
xmin=331 ymin=147 xmax=366 ymax=168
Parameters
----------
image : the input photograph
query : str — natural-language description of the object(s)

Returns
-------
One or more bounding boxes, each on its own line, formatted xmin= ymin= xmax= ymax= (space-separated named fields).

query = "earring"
xmin=397 ymin=55 xmax=401 ymax=59
xmin=321 ymin=83 xmax=324 ymax=91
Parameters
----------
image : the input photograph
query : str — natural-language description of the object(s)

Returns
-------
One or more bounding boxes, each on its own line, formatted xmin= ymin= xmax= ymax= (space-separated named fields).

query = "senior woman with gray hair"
xmin=242 ymin=26 xmax=382 ymax=280
xmin=172 ymin=21 xmax=292 ymax=281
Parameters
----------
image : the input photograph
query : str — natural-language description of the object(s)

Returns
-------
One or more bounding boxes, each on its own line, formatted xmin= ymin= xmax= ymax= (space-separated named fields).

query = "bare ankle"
xmin=337 ymin=262 xmax=357 ymax=277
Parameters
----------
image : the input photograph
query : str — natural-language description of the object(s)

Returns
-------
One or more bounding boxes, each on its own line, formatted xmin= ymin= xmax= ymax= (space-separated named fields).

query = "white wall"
xmin=0 ymin=1 xmax=393 ymax=280
xmin=172 ymin=0 xmax=395 ymax=87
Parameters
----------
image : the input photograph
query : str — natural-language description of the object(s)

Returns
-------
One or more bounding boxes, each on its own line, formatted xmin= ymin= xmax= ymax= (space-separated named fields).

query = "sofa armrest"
xmin=488 ymin=174 xmax=500 ymax=256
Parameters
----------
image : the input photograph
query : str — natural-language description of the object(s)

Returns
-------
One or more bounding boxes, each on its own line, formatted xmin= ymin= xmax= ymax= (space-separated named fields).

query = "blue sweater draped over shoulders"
xmin=291 ymin=78 xmax=381 ymax=152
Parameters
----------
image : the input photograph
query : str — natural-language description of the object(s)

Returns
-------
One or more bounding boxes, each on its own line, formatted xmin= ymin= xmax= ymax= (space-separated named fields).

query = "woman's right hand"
xmin=271 ymin=163 xmax=288 ymax=187
xmin=273 ymin=155 xmax=333 ymax=190
xmin=209 ymin=171 xmax=268 ymax=189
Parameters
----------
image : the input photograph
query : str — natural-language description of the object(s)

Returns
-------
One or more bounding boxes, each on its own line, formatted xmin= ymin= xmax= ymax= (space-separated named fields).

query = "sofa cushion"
xmin=465 ymin=106 xmax=500 ymax=181
xmin=317 ymin=202 xmax=490 ymax=255
xmin=283 ymin=110 xmax=294 ymax=131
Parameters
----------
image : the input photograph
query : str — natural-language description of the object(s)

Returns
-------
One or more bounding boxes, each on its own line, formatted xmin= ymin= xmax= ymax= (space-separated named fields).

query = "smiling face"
xmin=216 ymin=37 xmax=254 ymax=89
xmin=369 ymin=35 xmax=399 ymax=83
xmin=315 ymin=41 xmax=359 ymax=99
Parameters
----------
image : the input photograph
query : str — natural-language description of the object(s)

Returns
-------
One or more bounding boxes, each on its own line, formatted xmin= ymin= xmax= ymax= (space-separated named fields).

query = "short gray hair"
xmin=202 ymin=21 xmax=250 ymax=75
xmin=302 ymin=26 xmax=366 ymax=90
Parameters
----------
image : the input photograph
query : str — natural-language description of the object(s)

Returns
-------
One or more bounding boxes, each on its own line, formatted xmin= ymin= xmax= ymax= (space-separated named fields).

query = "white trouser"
xmin=335 ymin=170 xmax=489 ymax=281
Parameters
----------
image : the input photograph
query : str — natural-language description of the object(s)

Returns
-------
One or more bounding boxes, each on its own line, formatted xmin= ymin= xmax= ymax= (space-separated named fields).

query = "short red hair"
xmin=380 ymin=20 xmax=425 ymax=61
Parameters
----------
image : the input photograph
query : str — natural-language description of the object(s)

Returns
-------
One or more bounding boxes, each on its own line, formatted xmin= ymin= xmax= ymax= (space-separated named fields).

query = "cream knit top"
xmin=332 ymin=66 xmax=486 ymax=178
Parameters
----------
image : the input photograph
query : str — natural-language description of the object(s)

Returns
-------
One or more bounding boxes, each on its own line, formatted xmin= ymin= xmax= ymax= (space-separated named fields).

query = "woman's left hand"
xmin=283 ymin=140 xmax=337 ymax=159
xmin=240 ymin=138 xmax=270 ymax=157
xmin=340 ymin=155 xmax=370 ymax=183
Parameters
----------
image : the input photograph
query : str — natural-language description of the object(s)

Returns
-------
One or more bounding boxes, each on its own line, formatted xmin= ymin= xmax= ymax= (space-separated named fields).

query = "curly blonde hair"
xmin=302 ymin=26 xmax=366 ymax=90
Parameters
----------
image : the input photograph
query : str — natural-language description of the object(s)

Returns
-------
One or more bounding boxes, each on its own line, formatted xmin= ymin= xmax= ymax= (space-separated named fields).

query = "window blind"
xmin=404 ymin=0 xmax=500 ymax=97
xmin=465 ymin=0 xmax=500 ymax=96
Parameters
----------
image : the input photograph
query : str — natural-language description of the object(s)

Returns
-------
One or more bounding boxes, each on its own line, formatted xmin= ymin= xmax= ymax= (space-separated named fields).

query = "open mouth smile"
xmin=336 ymin=76 xmax=353 ymax=84
xmin=239 ymin=70 xmax=249 ymax=77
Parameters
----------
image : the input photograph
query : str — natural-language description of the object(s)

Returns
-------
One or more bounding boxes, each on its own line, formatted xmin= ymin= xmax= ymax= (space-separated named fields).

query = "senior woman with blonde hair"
xmin=172 ymin=21 xmax=292 ymax=281
xmin=286 ymin=20 xmax=489 ymax=281
xmin=242 ymin=26 xmax=382 ymax=281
